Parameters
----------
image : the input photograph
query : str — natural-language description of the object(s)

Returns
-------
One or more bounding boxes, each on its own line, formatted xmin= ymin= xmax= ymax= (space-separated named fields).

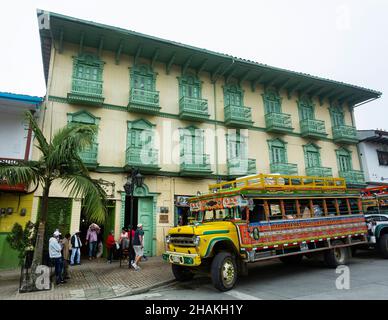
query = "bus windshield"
xmin=200 ymin=207 xmax=241 ymax=222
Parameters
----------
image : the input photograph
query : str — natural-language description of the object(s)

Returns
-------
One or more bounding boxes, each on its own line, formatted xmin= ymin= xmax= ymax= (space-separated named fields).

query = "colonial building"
xmin=35 ymin=10 xmax=381 ymax=256
xmin=358 ymin=130 xmax=388 ymax=187
xmin=0 ymin=92 xmax=43 ymax=269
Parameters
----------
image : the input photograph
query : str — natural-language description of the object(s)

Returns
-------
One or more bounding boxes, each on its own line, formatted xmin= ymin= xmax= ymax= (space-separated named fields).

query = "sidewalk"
xmin=0 ymin=256 xmax=174 ymax=300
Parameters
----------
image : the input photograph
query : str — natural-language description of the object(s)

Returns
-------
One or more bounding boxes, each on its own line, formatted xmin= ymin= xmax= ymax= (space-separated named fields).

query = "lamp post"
xmin=123 ymin=168 xmax=144 ymax=267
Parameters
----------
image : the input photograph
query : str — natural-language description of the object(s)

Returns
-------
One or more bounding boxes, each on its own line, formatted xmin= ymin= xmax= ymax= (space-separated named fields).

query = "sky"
xmin=1 ymin=0 xmax=387 ymax=130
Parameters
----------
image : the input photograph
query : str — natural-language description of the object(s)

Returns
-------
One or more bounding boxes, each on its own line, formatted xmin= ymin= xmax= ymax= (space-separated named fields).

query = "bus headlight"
xmin=193 ymin=236 xmax=200 ymax=246
xmin=165 ymin=235 xmax=171 ymax=244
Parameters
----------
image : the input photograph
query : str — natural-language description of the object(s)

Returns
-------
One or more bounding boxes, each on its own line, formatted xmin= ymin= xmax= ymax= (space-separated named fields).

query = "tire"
xmin=378 ymin=234 xmax=388 ymax=259
xmin=211 ymin=252 xmax=237 ymax=292
xmin=279 ymin=254 xmax=303 ymax=265
xmin=171 ymin=264 xmax=194 ymax=282
xmin=324 ymin=242 xmax=350 ymax=268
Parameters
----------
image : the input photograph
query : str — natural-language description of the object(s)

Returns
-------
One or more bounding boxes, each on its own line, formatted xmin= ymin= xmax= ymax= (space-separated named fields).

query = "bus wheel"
xmin=324 ymin=242 xmax=349 ymax=268
xmin=279 ymin=254 xmax=303 ymax=265
xmin=378 ymin=234 xmax=388 ymax=259
xmin=172 ymin=264 xmax=194 ymax=282
xmin=211 ymin=252 xmax=237 ymax=292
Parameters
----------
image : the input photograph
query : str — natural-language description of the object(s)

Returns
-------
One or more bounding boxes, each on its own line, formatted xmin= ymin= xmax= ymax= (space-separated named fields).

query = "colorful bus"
xmin=163 ymin=174 xmax=368 ymax=291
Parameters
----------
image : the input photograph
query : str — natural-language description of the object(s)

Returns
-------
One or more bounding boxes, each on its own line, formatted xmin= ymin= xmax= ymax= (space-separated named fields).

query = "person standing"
xmin=62 ymin=233 xmax=71 ymax=279
xmin=70 ymin=230 xmax=82 ymax=265
xmin=131 ymin=224 xmax=144 ymax=271
xmin=105 ymin=231 xmax=116 ymax=263
xmin=49 ymin=230 xmax=65 ymax=285
xmin=86 ymin=224 xmax=98 ymax=260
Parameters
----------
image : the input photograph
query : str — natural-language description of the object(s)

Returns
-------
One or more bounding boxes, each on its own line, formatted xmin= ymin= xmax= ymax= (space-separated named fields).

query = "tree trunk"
xmin=32 ymin=182 xmax=50 ymax=266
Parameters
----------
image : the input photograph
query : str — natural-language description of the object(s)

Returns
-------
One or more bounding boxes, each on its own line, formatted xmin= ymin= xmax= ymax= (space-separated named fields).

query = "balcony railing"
xmin=332 ymin=125 xmax=358 ymax=144
xmin=228 ymin=158 xmax=256 ymax=177
xmin=224 ymin=104 xmax=253 ymax=128
xmin=67 ymin=78 xmax=105 ymax=106
xmin=180 ymin=153 xmax=212 ymax=176
xmin=306 ymin=166 xmax=333 ymax=177
xmin=79 ymin=143 xmax=98 ymax=168
xmin=179 ymin=97 xmax=209 ymax=121
xmin=270 ymin=162 xmax=298 ymax=175
xmin=300 ymin=119 xmax=327 ymax=139
xmin=265 ymin=112 xmax=293 ymax=133
xmin=128 ymin=88 xmax=160 ymax=114
xmin=339 ymin=170 xmax=365 ymax=185
xmin=125 ymin=147 xmax=160 ymax=172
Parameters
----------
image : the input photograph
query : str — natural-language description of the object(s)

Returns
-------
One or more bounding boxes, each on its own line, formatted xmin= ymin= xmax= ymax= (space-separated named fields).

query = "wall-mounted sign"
xmin=159 ymin=206 xmax=169 ymax=213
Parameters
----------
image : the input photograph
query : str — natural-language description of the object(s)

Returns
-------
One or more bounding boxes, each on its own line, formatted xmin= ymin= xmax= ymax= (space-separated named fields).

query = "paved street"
xmin=0 ymin=256 xmax=174 ymax=300
xmin=115 ymin=250 xmax=388 ymax=300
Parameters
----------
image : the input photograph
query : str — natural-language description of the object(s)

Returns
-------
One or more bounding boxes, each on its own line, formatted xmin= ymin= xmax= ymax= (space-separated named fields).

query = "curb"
xmin=106 ymin=278 xmax=176 ymax=300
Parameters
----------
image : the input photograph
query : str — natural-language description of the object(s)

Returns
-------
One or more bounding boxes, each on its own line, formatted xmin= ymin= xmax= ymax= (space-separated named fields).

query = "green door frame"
xmin=120 ymin=183 xmax=159 ymax=256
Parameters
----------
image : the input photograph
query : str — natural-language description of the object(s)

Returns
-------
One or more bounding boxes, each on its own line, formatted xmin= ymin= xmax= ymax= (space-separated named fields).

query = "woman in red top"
xmin=106 ymin=231 xmax=116 ymax=263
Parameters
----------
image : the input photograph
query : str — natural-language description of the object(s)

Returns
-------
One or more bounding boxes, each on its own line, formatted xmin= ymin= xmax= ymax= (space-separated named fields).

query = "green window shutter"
xmin=268 ymin=138 xmax=287 ymax=164
xmin=336 ymin=148 xmax=353 ymax=172
xmin=262 ymin=89 xmax=282 ymax=114
xmin=303 ymin=144 xmax=321 ymax=168
xmin=224 ymin=84 xmax=243 ymax=107
xmin=298 ymin=96 xmax=315 ymax=120
xmin=131 ymin=65 xmax=156 ymax=91
xmin=330 ymin=106 xmax=345 ymax=126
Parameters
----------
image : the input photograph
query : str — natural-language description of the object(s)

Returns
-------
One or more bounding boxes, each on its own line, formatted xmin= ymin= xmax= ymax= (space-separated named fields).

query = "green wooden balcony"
xmin=125 ymin=147 xmax=160 ymax=172
xmin=339 ymin=170 xmax=365 ymax=186
xmin=265 ymin=112 xmax=294 ymax=133
xmin=79 ymin=143 xmax=99 ymax=169
xmin=227 ymin=158 xmax=256 ymax=177
xmin=224 ymin=104 xmax=253 ymax=128
xmin=270 ymin=162 xmax=298 ymax=175
xmin=300 ymin=119 xmax=327 ymax=139
xmin=180 ymin=153 xmax=212 ymax=176
xmin=332 ymin=125 xmax=358 ymax=144
xmin=179 ymin=97 xmax=210 ymax=121
xmin=128 ymin=88 xmax=161 ymax=114
xmin=67 ymin=78 xmax=105 ymax=106
xmin=306 ymin=166 xmax=333 ymax=177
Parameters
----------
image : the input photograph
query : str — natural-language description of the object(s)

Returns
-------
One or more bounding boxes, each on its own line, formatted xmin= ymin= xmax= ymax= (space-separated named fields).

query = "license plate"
xmin=170 ymin=255 xmax=182 ymax=263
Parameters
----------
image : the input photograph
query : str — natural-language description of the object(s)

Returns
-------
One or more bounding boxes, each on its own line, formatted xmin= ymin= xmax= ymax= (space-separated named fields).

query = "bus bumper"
xmin=162 ymin=251 xmax=202 ymax=266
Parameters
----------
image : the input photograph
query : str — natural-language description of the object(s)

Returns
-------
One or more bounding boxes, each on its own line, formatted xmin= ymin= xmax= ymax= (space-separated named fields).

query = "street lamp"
xmin=123 ymin=168 xmax=144 ymax=267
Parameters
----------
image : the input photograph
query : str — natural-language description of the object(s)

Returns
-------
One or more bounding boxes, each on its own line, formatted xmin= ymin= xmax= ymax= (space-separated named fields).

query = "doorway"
xmin=79 ymin=201 xmax=115 ymax=258
xmin=124 ymin=195 xmax=154 ymax=256
xmin=124 ymin=196 xmax=139 ymax=230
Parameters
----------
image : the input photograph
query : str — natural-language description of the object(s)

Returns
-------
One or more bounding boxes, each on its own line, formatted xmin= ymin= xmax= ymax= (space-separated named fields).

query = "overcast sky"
xmin=1 ymin=0 xmax=387 ymax=130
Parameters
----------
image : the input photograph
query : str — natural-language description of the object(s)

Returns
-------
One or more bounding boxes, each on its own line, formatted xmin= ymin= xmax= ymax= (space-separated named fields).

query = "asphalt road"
xmin=116 ymin=250 xmax=388 ymax=300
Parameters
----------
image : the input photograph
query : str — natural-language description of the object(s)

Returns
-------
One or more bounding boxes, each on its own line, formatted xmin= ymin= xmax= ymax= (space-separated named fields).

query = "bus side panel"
xmin=246 ymin=215 xmax=367 ymax=248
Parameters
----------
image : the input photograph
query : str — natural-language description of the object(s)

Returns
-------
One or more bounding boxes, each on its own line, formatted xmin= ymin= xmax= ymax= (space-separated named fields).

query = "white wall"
xmin=0 ymin=110 xmax=27 ymax=159
xmin=359 ymin=141 xmax=388 ymax=183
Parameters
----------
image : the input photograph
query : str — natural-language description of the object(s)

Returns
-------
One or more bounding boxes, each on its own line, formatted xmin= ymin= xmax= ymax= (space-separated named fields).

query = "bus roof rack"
xmin=209 ymin=173 xmax=347 ymax=193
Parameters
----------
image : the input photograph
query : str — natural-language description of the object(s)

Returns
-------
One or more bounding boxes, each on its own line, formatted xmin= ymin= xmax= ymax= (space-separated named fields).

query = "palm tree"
xmin=0 ymin=111 xmax=107 ymax=265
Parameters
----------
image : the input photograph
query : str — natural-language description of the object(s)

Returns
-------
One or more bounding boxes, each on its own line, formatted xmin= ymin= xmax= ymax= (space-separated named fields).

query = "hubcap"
xmin=222 ymin=259 xmax=235 ymax=286
xmin=334 ymin=248 xmax=344 ymax=263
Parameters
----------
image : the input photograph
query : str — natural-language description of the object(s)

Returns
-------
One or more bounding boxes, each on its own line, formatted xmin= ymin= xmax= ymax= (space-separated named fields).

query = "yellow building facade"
xmin=35 ymin=10 xmax=381 ymax=256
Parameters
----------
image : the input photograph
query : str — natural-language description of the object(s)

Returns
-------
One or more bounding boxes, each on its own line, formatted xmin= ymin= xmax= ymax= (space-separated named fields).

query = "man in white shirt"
xmin=49 ymin=230 xmax=65 ymax=285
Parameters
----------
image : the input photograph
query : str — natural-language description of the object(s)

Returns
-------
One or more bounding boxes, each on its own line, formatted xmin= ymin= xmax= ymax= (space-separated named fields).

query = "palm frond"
xmin=61 ymin=174 xmax=107 ymax=224
xmin=46 ymin=124 xmax=97 ymax=169
xmin=0 ymin=162 xmax=40 ymax=186
xmin=25 ymin=111 xmax=50 ymax=157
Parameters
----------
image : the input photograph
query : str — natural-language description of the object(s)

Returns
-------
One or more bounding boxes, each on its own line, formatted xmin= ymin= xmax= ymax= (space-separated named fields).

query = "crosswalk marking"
xmin=223 ymin=289 xmax=262 ymax=300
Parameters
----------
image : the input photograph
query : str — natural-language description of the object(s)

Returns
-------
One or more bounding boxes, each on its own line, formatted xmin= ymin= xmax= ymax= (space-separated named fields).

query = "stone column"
xmin=70 ymin=198 xmax=82 ymax=233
